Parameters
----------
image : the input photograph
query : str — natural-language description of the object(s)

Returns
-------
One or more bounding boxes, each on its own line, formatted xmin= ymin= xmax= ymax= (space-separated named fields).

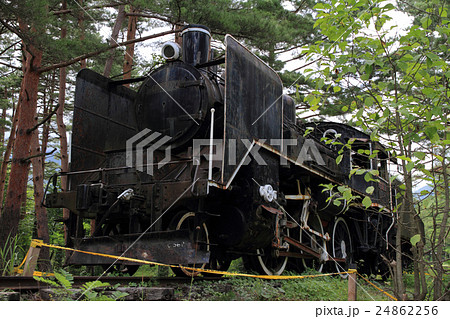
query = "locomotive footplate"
xmin=67 ymin=230 xmax=210 ymax=266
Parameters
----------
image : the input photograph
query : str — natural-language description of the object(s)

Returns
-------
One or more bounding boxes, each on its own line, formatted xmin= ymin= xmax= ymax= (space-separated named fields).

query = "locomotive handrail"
xmin=56 ymin=160 xmax=193 ymax=176
xmin=208 ymin=108 xmax=215 ymax=192
xmin=107 ymin=76 xmax=146 ymax=86
xmin=42 ymin=173 xmax=59 ymax=208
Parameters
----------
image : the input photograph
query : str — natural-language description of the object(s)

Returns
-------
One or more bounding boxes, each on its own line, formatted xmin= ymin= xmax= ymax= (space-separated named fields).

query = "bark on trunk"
xmin=0 ymin=105 xmax=17 ymax=213
xmin=103 ymin=5 xmax=126 ymax=77
xmin=58 ymin=0 xmax=70 ymax=243
xmin=78 ymin=0 xmax=87 ymax=69
xmin=433 ymin=146 xmax=449 ymax=300
xmin=0 ymin=91 xmax=6 ymax=146
xmin=30 ymin=129 xmax=51 ymax=271
xmin=0 ymin=21 xmax=42 ymax=246
xmin=123 ymin=6 xmax=137 ymax=86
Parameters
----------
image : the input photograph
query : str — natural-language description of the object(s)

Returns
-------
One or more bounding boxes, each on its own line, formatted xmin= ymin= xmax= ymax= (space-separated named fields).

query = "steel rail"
xmin=0 ymin=276 xmax=223 ymax=291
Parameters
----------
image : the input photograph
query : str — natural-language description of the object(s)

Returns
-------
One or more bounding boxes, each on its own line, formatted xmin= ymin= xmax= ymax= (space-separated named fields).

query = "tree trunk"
xmin=0 ymin=104 xmax=17 ymax=213
xmin=103 ymin=5 xmax=126 ymax=77
xmin=0 ymin=21 xmax=42 ymax=246
xmin=393 ymin=109 xmax=406 ymax=299
xmin=0 ymin=89 xmax=6 ymax=146
xmin=123 ymin=6 xmax=138 ymax=86
xmin=41 ymin=71 xmax=57 ymax=171
xmin=30 ymin=129 xmax=50 ymax=271
xmin=78 ymin=0 xmax=87 ymax=69
xmin=58 ymin=1 xmax=70 ymax=243
xmin=433 ymin=145 xmax=449 ymax=300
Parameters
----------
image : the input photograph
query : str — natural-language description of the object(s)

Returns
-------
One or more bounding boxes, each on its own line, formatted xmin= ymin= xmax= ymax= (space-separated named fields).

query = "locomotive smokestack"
xmin=181 ymin=24 xmax=211 ymax=66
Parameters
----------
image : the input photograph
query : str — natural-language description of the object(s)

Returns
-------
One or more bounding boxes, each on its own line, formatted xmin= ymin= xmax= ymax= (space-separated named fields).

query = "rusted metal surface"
xmin=283 ymin=236 xmax=323 ymax=260
xmin=222 ymin=35 xmax=283 ymax=185
xmin=71 ymin=69 xmax=138 ymax=188
xmin=67 ymin=229 xmax=210 ymax=266
xmin=255 ymin=139 xmax=342 ymax=185
xmin=134 ymin=62 xmax=209 ymax=150
xmin=261 ymin=205 xmax=282 ymax=215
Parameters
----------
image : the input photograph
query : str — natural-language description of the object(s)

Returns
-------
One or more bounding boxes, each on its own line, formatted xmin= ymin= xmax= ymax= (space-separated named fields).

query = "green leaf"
xmin=364 ymin=96 xmax=375 ymax=107
xmin=421 ymin=17 xmax=432 ymax=29
xmin=33 ymin=276 xmax=60 ymax=288
xmin=426 ymin=52 xmax=439 ymax=61
xmin=362 ymin=196 xmax=372 ymax=209
xmin=55 ymin=272 xmax=72 ymax=289
xmin=342 ymin=189 xmax=352 ymax=201
xmin=336 ymin=154 xmax=343 ymax=164
xmin=406 ymin=161 xmax=414 ymax=172
xmin=414 ymin=151 xmax=426 ymax=160
xmin=397 ymin=155 xmax=411 ymax=162
xmin=410 ymin=234 xmax=421 ymax=246
xmin=313 ymin=3 xmax=325 ymax=10
xmin=424 ymin=126 xmax=439 ymax=143
xmin=366 ymin=186 xmax=375 ymax=194
xmin=364 ymin=172 xmax=377 ymax=182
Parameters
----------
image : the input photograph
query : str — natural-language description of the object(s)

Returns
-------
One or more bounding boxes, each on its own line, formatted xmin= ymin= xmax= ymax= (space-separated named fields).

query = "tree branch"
xmin=27 ymin=103 xmax=60 ymax=134
xmin=16 ymin=148 xmax=57 ymax=164
xmin=0 ymin=60 xmax=20 ymax=70
xmin=51 ymin=2 xmax=124 ymax=15
xmin=125 ymin=12 xmax=172 ymax=24
xmin=37 ymin=29 xmax=180 ymax=73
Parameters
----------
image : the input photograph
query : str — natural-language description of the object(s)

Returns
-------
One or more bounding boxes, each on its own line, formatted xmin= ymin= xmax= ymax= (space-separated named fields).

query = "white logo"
xmin=126 ymin=129 xmax=172 ymax=175
xmin=127 ymin=130 xmax=325 ymax=176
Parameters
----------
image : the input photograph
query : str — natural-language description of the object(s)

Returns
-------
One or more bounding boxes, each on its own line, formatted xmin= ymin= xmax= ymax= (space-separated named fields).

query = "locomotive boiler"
xmin=45 ymin=25 xmax=412 ymax=277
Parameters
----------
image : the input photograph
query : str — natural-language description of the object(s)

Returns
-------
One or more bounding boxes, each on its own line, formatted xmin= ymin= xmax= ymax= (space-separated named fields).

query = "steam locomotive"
xmin=45 ymin=25 xmax=411 ymax=277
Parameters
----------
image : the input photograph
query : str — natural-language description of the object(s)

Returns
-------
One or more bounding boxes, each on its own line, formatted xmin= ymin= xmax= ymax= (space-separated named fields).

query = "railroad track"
xmin=0 ymin=275 xmax=223 ymax=291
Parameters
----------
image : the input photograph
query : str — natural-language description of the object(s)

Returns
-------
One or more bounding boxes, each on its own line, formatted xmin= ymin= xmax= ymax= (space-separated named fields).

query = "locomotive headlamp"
xmin=161 ymin=41 xmax=181 ymax=60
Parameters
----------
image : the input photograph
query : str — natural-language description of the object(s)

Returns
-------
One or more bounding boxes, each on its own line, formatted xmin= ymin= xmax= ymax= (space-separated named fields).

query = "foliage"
xmin=33 ymin=269 xmax=128 ymax=301
xmin=301 ymin=0 xmax=449 ymax=300
xmin=177 ymin=267 xmax=392 ymax=301
xmin=132 ymin=0 xmax=320 ymax=72
xmin=0 ymin=233 xmax=21 ymax=276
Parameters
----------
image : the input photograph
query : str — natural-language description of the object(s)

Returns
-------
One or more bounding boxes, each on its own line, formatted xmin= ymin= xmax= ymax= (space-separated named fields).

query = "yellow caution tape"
xmin=15 ymin=239 xmax=401 ymax=301
xmin=28 ymin=239 xmax=352 ymax=280
xmin=13 ymin=239 xmax=45 ymax=275
xmin=356 ymin=272 xmax=398 ymax=301
xmin=14 ymin=268 xmax=54 ymax=277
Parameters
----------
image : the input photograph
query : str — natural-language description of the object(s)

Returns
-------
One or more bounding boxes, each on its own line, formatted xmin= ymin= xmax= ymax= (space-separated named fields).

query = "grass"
xmin=16 ymin=257 xmax=447 ymax=301
xmin=401 ymin=272 xmax=449 ymax=301
xmin=0 ymin=234 xmax=21 ymax=276
xmin=174 ymin=272 xmax=394 ymax=301
xmin=131 ymin=259 xmax=395 ymax=301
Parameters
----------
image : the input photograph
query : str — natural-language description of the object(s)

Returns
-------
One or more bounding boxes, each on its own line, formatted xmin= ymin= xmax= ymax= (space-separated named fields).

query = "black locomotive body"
xmin=46 ymin=25 xmax=410 ymax=277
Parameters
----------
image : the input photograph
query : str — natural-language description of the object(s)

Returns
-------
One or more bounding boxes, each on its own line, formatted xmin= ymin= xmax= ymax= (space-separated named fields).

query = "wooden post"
xmin=22 ymin=240 xmax=43 ymax=276
xmin=348 ymin=264 xmax=357 ymax=301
